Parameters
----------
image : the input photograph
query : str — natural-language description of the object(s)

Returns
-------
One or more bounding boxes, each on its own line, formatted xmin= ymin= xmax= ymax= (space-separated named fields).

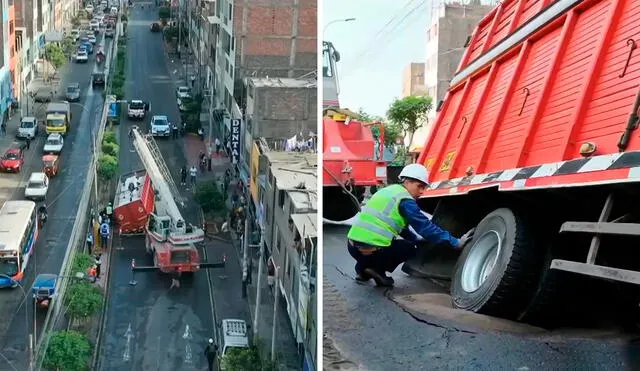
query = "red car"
xmin=1 ymin=147 xmax=24 ymax=173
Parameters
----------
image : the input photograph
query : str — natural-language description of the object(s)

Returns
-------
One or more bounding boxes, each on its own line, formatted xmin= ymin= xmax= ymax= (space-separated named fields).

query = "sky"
xmin=323 ymin=0 xmax=432 ymax=117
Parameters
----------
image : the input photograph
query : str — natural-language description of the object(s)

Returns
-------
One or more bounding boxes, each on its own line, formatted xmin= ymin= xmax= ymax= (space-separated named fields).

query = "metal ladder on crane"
xmin=132 ymin=129 xmax=185 ymax=205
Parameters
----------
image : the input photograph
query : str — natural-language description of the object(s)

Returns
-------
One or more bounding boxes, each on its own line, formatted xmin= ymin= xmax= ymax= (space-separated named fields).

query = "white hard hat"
xmin=398 ymin=163 xmax=429 ymax=184
xmin=208 ymin=338 xmax=214 ymax=344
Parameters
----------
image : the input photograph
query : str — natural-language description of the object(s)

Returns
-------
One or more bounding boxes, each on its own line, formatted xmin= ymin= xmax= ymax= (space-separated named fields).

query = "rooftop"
xmin=265 ymin=152 xmax=317 ymax=211
xmin=248 ymin=77 xmax=317 ymax=89
xmin=291 ymin=213 xmax=317 ymax=238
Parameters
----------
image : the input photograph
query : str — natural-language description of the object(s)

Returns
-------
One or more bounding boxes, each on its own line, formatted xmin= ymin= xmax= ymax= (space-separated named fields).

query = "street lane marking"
xmin=123 ymin=323 xmax=133 ymax=362
xmin=183 ymin=324 xmax=193 ymax=364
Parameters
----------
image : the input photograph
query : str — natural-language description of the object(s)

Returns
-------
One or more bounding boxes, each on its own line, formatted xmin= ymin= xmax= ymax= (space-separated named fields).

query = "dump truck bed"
xmin=418 ymin=0 xmax=640 ymax=192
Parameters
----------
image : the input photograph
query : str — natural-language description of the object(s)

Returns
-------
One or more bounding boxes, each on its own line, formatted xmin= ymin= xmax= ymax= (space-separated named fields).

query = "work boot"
xmin=354 ymin=270 xmax=371 ymax=282
xmin=363 ymin=268 xmax=394 ymax=287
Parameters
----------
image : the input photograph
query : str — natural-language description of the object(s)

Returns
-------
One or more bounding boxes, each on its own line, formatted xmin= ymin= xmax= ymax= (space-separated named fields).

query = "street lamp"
xmin=323 ymin=18 xmax=356 ymax=39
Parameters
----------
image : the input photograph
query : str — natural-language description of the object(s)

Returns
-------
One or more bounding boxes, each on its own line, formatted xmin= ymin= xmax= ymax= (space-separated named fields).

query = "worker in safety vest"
xmin=347 ymin=164 xmax=475 ymax=287
xmin=100 ymin=222 xmax=110 ymax=248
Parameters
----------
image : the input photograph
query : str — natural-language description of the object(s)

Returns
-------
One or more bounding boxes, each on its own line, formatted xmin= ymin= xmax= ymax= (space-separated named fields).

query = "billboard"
xmin=230 ymin=119 xmax=241 ymax=164
xmin=249 ymin=143 xmax=259 ymax=202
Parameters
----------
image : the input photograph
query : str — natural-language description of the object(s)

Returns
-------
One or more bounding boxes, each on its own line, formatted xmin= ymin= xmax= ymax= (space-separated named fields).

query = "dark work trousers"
xmin=348 ymin=239 xmax=417 ymax=275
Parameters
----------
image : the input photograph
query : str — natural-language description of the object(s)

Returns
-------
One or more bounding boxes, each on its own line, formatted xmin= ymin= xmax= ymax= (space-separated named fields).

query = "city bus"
xmin=0 ymin=201 xmax=38 ymax=288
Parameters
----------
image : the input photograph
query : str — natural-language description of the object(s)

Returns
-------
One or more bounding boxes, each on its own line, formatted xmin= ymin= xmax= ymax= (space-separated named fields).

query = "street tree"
xmin=158 ymin=6 xmax=171 ymax=21
xmin=71 ymin=253 xmax=94 ymax=276
xmin=43 ymin=330 xmax=92 ymax=371
xmin=65 ymin=281 xmax=103 ymax=319
xmin=195 ymin=182 xmax=224 ymax=214
xmin=221 ymin=347 xmax=277 ymax=371
xmin=45 ymin=43 xmax=67 ymax=70
xmin=355 ymin=108 xmax=403 ymax=148
xmin=386 ymin=95 xmax=433 ymax=163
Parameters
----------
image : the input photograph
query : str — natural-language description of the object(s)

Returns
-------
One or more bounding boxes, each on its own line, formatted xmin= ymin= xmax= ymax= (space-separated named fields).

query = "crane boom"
xmin=130 ymin=126 xmax=204 ymax=245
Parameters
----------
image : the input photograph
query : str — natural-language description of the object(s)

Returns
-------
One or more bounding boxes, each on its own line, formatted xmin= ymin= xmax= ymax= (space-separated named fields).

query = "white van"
xmin=217 ymin=319 xmax=249 ymax=370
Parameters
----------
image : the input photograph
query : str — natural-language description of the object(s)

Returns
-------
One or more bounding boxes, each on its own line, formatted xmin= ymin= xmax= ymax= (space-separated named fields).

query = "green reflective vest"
xmin=347 ymin=184 xmax=413 ymax=247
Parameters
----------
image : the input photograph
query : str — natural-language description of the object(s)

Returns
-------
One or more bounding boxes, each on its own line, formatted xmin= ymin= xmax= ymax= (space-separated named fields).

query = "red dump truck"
xmin=410 ymin=0 xmax=640 ymax=324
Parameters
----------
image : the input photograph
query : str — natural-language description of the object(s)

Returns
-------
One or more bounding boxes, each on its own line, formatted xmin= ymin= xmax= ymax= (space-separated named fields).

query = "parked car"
xmin=0 ymin=147 xmax=25 ymax=173
xmin=92 ymin=72 xmax=106 ymax=87
xmin=16 ymin=117 xmax=38 ymax=139
xmin=66 ymin=83 xmax=81 ymax=101
xmin=24 ymin=173 xmax=49 ymax=201
xmin=176 ymin=86 xmax=192 ymax=99
xmin=43 ymin=134 xmax=64 ymax=154
xmin=70 ymin=29 xmax=80 ymax=42
xmin=75 ymin=50 xmax=89 ymax=63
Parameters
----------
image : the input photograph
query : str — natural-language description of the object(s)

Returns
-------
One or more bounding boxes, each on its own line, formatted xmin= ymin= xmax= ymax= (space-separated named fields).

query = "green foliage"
xmin=44 ymin=43 xmax=67 ymax=70
xmin=43 ymin=330 xmax=91 ymax=371
xmin=103 ymin=130 xmax=118 ymax=145
xmin=386 ymin=95 xmax=433 ymax=143
xmin=158 ymin=6 xmax=171 ymax=19
xmin=71 ymin=253 xmax=95 ymax=276
xmin=195 ymin=182 xmax=224 ymax=213
xmin=180 ymin=94 xmax=203 ymax=133
xmin=220 ymin=347 xmax=278 ymax=371
xmin=102 ymin=141 xmax=119 ymax=156
xmin=65 ymin=282 xmax=103 ymax=319
xmin=98 ymin=154 xmax=119 ymax=180
xmin=356 ymin=108 xmax=403 ymax=148
xmin=111 ymin=45 xmax=127 ymax=100
xmin=164 ymin=26 xmax=179 ymax=40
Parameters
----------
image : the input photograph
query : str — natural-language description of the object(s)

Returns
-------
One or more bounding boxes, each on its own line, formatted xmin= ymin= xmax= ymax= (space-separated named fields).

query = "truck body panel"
xmin=323 ymin=115 xmax=386 ymax=187
xmin=113 ymin=171 xmax=155 ymax=234
xmin=418 ymin=0 xmax=640 ymax=191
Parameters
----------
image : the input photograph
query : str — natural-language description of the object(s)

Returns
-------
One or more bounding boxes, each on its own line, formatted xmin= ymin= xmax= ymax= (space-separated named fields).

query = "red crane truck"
xmin=409 ymin=0 xmax=640 ymax=324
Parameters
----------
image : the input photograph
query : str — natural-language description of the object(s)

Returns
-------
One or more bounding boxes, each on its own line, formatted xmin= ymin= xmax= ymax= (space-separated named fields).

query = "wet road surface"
xmin=98 ymin=6 xmax=222 ymax=370
xmin=323 ymin=225 xmax=640 ymax=371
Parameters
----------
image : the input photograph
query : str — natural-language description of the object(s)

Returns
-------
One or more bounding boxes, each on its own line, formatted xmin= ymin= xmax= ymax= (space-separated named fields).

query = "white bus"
xmin=0 ymin=201 xmax=38 ymax=288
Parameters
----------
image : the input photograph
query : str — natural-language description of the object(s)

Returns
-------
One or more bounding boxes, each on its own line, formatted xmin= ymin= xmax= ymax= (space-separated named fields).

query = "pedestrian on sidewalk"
xmin=189 ymin=165 xmax=198 ymax=187
xmin=25 ymin=136 xmax=31 ymax=150
xmin=204 ymin=339 xmax=217 ymax=371
xmin=198 ymin=127 xmax=204 ymax=141
xmin=95 ymin=254 xmax=102 ymax=279
xmin=87 ymin=232 xmax=94 ymax=252
xmin=100 ymin=221 xmax=110 ymax=249
xmin=215 ymin=137 xmax=221 ymax=155
xmin=0 ymin=122 xmax=6 ymax=136
xmin=172 ymin=123 xmax=178 ymax=139
xmin=180 ymin=166 xmax=187 ymax=186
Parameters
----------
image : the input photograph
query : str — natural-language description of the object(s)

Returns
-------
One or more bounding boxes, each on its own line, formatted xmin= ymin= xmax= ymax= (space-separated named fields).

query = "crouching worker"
xmin=347 ymin=164 xmax=475 ymax=287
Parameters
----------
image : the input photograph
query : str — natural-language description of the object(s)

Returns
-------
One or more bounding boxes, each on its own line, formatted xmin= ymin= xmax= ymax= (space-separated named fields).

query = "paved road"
xmin=0 ymin=36 xmax=111 ymax=370
xmin=323 ymin=225 xmax=640 ymax=371
xmin=99 ymin=7 xmax=223 ymax=370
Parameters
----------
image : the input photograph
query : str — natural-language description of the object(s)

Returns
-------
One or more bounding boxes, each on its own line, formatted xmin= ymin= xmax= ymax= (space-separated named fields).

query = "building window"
xmin=228 ymin=4 xmax=233 ymax=21
xmin=231 ymin=36 xmax=235 ymax=51
xmin=278 ymin=190 xmax=285 ymax=209
xmin=9 ymin=21 xmax=14 ymax=35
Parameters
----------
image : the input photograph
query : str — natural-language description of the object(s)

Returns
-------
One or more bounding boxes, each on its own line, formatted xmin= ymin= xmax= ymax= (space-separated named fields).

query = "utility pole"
xmin=270 ymin=266 xmax=280 ymax=361
xmin=177 ymin=0 xmax=182 ymax=58
xmin=29 ymin=333 xmax=34 ymax=371
xmin=252 ymin=229 xmax=264 ymax=337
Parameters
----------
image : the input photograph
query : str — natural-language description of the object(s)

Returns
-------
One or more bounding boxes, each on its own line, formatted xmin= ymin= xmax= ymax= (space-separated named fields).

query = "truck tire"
xmin=450 ymin=208 xmax=544 ymax=319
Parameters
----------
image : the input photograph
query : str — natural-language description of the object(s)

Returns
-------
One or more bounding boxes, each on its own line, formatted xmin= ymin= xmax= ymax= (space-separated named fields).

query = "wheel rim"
xmin=460 ymin=230 xmax=502 ymax=293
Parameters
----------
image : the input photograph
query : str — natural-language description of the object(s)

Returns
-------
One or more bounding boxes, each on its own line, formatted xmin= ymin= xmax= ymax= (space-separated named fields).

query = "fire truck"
xmin=322 ymin=41 xmax=388 ymax=222
xmin=408 ymin=0 xmax=640 ymax=324
xmin=123 ymin=126 xmax=224 ymax=274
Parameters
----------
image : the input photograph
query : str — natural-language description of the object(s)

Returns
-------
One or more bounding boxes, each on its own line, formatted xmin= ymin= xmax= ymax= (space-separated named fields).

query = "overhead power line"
xmin=341 ymin=0 xmax=428 ymax=77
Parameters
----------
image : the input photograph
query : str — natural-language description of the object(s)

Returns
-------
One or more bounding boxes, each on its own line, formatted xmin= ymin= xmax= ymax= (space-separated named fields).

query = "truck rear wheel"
xmin=451 ymin=208 xmax=544 ymax=319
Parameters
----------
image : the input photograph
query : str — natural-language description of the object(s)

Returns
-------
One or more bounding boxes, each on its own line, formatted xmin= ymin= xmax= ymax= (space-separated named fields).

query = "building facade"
xmin=424 ymin=1 xmax=496 ymax=121
xmin=254 ymin=148 xmax=317 ymax=370
xmin=402 ymin=62 xmax=426 ymax=98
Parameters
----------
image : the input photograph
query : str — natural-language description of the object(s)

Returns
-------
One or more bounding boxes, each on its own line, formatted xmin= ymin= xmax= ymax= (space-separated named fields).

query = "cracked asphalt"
xmin=323 ymin=225 xmax=640 ymax=371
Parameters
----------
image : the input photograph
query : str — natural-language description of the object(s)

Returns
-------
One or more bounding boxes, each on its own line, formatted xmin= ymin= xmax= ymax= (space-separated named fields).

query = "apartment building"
xmin=251 ymin=147 xmax=317 ymax=370
xmin=402 ymin=62 xmax=426 ymax=97
xmin=0 ymin=0 xmax=15 ymax=129
xmin=424 ymin=1 xmax=495 ymax=120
